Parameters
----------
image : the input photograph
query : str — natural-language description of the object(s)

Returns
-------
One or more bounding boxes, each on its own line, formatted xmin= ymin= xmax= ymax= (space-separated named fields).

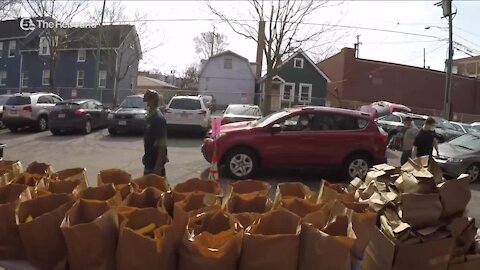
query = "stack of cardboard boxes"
xmin=350 ymin=157 xmax=480 ymax=270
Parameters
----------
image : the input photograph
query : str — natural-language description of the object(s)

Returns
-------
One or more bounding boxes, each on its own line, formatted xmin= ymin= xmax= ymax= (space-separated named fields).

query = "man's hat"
xmin=143 ymin=89 xmax=159 ymax=102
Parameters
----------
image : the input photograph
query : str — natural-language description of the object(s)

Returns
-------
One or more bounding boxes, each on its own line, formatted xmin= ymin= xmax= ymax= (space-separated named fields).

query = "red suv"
xmin=201 ymin=106 xmax=387 ymax=180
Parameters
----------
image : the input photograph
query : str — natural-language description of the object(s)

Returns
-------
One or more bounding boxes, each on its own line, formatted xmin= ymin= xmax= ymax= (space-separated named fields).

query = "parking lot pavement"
xmin=0 ymin=128 xmax=478 ymax=224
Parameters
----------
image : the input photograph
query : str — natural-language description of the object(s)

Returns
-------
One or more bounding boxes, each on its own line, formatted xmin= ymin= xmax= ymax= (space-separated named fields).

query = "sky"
xmin=84 ymin=0 xmax=480 ymax=76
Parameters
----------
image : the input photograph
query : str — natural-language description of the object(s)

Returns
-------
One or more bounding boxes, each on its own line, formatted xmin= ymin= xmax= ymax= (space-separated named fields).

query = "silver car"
xmin=433 ymin=133 xmax=480 ymax=183
xmin=2 ymin=92 xmax=63 ymax=132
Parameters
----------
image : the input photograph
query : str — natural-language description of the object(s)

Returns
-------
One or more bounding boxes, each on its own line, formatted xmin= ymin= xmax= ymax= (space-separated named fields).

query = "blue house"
xmin=0 ymin=18 xmax=141 ymax=106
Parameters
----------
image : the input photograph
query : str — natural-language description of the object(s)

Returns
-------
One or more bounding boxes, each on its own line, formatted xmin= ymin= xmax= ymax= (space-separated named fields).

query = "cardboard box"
xmin=448 ymin=260 xmax=480 ymax=270
xmin=363 ymin=227 xmax=454 ymax=270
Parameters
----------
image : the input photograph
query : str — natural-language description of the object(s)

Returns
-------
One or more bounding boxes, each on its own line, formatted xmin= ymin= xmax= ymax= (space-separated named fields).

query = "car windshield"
xmin=6 ymin=96 xmax=31 ymax=105
xmin=449 ymin=134 xmax=480 ymax=151
xmin=0 ymin=96 xmax=11 ymax=105
xmin=256 ymin=110 xmax=289 ymax=127
xmin=436 ymin=119 xmax=456 ymax=131
xmin=412 ymin=118 xmax=425 ymax=127
xmin=225 ymin=105 xmax=258 ymax=116
xmin=120 ymin=97 xmax=145 ymax=109
xmin=55 ymin=102 xmax=81 ymax=110
xmin=169 ymin=98 xmax=201 ymax=110
xmin=471 ymin=126 xmax=480 ymax=132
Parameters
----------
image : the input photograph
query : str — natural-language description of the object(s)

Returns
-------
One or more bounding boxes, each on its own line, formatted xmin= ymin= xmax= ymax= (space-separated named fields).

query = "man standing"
xmin=400 ymin=117 xmax=419 ymax=165
xmin=142 ymin=90 xmax=168 ymax=176
xmin=412 ymin=117 xmax=439 ymax=159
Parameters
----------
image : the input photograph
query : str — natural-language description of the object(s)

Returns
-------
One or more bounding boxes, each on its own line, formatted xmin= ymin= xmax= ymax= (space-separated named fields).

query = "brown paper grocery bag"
xmin=26 ymin=161 xmax=54 ymax=177
xmin=172 ymin=192 xmax=222 ymax=243
xmin=239 ymin=209 xmax=301 ymax=270
xmin=11 ymin=172 xmax=46 ymax=198
xmin=116 ymin=207 xmax=176 ymax=270
xmin=224 ymin=193 xmax=272 ymax=228
xmin=437 ymin=175 xmax=471 ymax=218
xmin=225 ymin=179 xmax=271 ymax=198
xmin=78 ymin=184 xmax=122 ymax=207
xmin=179 ymin=210 xmax=243 ymax=270
xmin=173 ymin=178 xmax=222 ymax=202
xmin=0 ymin=183 xmax=31 ymax=259
xmin=318 ymin=180 xmax=353 ymax=204
xmin=279 ymin=197 xmax=324 ymax=219
xmin=17 ymin=193 xmax=75 ymax=270
xmin=48 ymin=179 xmax=83 ymax=196
xmin=400 ymin=193 xmax=443 ymax=229
xmin=97 ymin=168 xmax=133 ymax=199
xmin=298 ymin=224 xmax=354 ymax=270
xmin=274 ymin=182 xmax=316 ymax=208
xmin=61 ymin=199 xmax=118 ymax=270
xmin=52 ymin=168 xmax=89 ymax=191
xmin=0 ymin=168 xmax=15 ymax=186
xmin=132 ymin=174 xmax=170 ymax=192
xmin=124 ymin=187 xmax=164 ymax=208
xmin=0 ymin=160 xmax=23 ymax=176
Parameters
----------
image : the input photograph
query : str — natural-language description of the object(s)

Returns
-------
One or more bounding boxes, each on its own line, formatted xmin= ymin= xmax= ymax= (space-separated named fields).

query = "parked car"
xmin=450 ymin=121 xmax=476 ymax=134
xmin=221 ymin=104 xmax=262 ymax=125
xmin=376 ymin=112 xmax=426 ymax=142
xmin=471 ymin=122 xmax=480 ymax=132
xmin=49 ymin=99 xmax=109 ymax=135
xmin=431 ymin=116 xmax=464 ymax=143
xmin=165 ymin=95 xmax=211 ymax=132
xmin=200 ymin=95 xmax=216 ymax=112
xmin=202 ymin=106 xmax=387 ymax=180
xmin=433 ymin=133 xmax=480 ymax=183
xmin=2 ymin=92 xmax=63 ymax=132
xmin=0 ymin=94 xmax=13 ymax=128
xmin=107 ymin=94 xmax=165 ymax=135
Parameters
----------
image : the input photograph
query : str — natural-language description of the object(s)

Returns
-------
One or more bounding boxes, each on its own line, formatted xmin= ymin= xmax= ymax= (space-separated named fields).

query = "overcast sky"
xmin=86 ymin=0 xmax=480 ymax=76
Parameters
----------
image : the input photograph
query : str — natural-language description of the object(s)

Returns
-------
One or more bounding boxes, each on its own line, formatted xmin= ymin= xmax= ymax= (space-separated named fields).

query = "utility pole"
xmin=354 ymin=35 xmax=362 ymax=58
xmin=94 ymin=0 xmax=107 ymax=101
xmin=210 ymin=25 xmax=215 ymax=58
xmin=423 ymin=48 xmax=426 ymax=68
xmin=436 ymin=0 xmax=454 ymax=120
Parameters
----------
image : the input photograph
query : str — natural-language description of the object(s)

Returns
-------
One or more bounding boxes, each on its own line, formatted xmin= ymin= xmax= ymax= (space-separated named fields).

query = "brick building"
xmin=318 ymin=47 xmax=480 ymax=122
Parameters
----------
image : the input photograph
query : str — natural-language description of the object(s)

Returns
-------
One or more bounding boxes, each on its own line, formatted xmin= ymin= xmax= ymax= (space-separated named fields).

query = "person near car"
xmin=142 ymin=90 xmax=168 ymax=176
xmin=400 ymin=117 xmax=419 ymax=165
xmin=412 ymin=117 xmax=439 ymax=159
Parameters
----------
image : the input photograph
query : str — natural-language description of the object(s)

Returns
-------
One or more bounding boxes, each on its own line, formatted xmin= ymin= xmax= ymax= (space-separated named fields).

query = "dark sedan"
xmin=221 ymin=104 xmax=262 ymax=125
xmin=108 ymin=95 xmax=149 ymax=135
xmin=49 ymin=99 xmax=109 ymax=135
xmin=433 ymin=133 xmax=480 ymax=183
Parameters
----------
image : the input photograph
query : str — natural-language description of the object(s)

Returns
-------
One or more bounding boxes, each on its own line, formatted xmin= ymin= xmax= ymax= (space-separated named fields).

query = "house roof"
xmin=452 ymin=55 xmax=480 ymax=63
xmin=0 ymin=18 xmax=37 ymax=40
xmin=137 ymin=76 xmax=178 ymax=89
xmin=63 ymin=25 xmax=135 ymax=49
xmin=258 ymin=49 xmax=331 ymax=83
xmin=198 ymin=50 xmax=255 ymax=78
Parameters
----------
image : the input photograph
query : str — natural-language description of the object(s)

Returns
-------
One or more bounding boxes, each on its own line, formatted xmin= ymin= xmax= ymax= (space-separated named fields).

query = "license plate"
xmin=119 ymin=120 xmax=127 ymax=125
xmin=10 ymin=110 xmax=17 ymax=115
xmin=58 ymin=113 xmax=65 ymax=118
xmin=181 ymin=114 xmax=188 ymax=118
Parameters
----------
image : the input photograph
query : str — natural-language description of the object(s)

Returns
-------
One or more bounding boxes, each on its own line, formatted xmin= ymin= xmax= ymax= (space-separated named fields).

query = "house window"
xmin=294 ymin=58 xmax=304 ymax=69
xmin=77 ymin=70 xmax=85 ymax=88
xmin=42 ymin=70 xmax=50 ymax=85
xmin=77 ymin=49 xmax=86 ymax=62
xmin=298 ymin=83 xmax=312 ymax=103
xmin=0 ymin=42 xmax=3 ymax=58
xmin=282 ymin=82 xmax=295 ymax=101
xmin=8 ymin=41 xmax=16 ymax=57
xmin=21 ymin=72 xmax=28 ymax=88
xmin=224 ymin=58 xmax=232 ymax=69
xmin=0 ymin=71 xmax=6 ymax=86
xmin=39 ymin=37 xmax=50 ymax=55
xmin=99 ymin=70 xmax=106 ymax=88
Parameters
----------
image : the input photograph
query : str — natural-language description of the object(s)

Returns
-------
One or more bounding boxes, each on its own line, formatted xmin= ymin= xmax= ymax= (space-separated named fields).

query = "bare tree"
xmin=0 ymin=0 xmax=21 ymax=19
xmin=22 ymin=0 xmax=89 ymax=92
xmin=88 ymin=1 xmax=163 ymax=106
xmin=207 ymin=0 xmax=343 ymax=113
xmin=194 ymin=31 xmax=229 ymax=59
xmin=183 ymin=64 xmax=199 ymax=90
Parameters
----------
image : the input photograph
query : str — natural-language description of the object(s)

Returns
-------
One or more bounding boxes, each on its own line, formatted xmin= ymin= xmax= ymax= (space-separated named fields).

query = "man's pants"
xmin=401 ymin=150 xmax=412 ymax=165
xmin=144 ymin=167 xmax=166 ymax=177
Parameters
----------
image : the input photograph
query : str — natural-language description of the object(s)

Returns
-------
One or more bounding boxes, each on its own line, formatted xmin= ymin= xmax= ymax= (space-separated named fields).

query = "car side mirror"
xmin=271 ymin=124 xmax=281 ymax=134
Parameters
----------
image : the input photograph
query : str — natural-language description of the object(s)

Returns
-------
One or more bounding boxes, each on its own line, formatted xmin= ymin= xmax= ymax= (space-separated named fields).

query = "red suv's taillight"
xmin=22 ymin=106 xmax=32 ymax=112
xmin=75 ymin=109 xmax=87 ymax=115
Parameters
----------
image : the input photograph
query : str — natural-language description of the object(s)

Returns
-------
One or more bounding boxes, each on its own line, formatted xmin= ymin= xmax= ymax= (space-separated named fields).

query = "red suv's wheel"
xmin=224 ymin=148 xmax=259 ymax=179
xmin=344 ymin=154 xmax=371 ymax=180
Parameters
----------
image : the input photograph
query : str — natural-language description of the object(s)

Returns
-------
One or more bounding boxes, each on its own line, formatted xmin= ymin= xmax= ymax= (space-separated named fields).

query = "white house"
xmin=198 ymin=50 xmax=256 ymax=109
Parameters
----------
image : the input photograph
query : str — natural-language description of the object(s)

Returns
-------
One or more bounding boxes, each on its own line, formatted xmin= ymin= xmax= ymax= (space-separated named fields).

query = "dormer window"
xmin=294 ymin=57 xmax=304 ymax=69
xmin=77 ymin=49 xmax=86 ymax=62
xmin=39 ymin=37 xmax=50 ymax=55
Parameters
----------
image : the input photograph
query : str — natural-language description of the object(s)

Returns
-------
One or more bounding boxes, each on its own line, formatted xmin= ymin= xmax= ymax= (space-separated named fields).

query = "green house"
xmin=257 ymin=49 xmax=331 ymax=110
